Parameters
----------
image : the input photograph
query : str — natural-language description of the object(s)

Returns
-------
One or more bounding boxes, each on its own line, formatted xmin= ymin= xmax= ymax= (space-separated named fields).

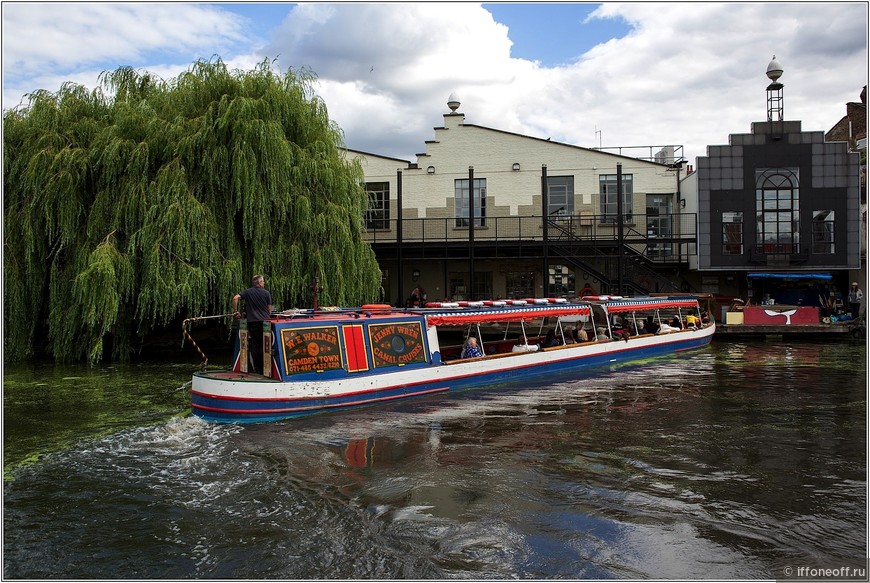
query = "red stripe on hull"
xmin=191 ymin=386 xmax=450 ymax=415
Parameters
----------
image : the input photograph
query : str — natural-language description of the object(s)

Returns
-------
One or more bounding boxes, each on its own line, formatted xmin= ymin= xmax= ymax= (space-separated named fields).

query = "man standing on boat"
xmin=233 ymin=275 xmax=273 ymax=375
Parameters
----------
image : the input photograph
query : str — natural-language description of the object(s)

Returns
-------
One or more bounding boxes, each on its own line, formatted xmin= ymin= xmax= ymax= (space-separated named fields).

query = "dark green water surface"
xmin=3 ymin=339 xmax=867 ymax=578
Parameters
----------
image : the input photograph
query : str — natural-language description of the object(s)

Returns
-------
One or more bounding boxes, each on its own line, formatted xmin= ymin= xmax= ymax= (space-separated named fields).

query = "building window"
xmin=455 ymin=178 xmax=486 ymax=227
xmin=449 ymin=271 xmax=492 ymax=300
xmin=755 ymin=168 xmax=799 ymax=254
xmin=722 ymin=211 xmax=744 ymax=255
xmin=548 ymin=264 xmax=575 ymax=297
xmin=812 ymin=210 xmax=835 ymax=254
xmin=599 ymin=174 xmax=633 ymax=223
xmin=365 ymin=182 xmax=390 ymax=230
xmin=547 ymin=176 xmax=574 ymax=220
xmin=646 ymin=194 xmax=674 ymax=257
xmin=505 ymin=271 xmax=535 ymax=299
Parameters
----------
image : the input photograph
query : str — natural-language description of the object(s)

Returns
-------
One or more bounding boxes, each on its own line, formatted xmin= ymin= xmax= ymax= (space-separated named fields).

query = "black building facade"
xmin=699 ymin=119 xmax=861 ymax=273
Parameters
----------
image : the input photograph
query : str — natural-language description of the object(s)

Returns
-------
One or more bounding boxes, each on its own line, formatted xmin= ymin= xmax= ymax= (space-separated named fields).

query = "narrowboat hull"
xmin=191 ymin=300 xmax=714 ymax=423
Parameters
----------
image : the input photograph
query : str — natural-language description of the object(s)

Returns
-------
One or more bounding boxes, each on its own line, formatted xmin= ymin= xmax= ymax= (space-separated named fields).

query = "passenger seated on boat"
xmin=658 ymin=323 xmax=680 ymax=333
xmin=595 ymin=327 xmax=610 ymax=341
xmin=669 ymin=316 xmax=683 ymax=330
xmin=685 ymin=314 xmax=699 ymax=329
xmin=563 ymin=327 xmax=577 ymax=344
xmin=512 ymin=343 xmax=539 ymax=352
xmin=575 ymin=327 xmax=589 ymax=342
xmin=614 ymin=324 xmax=632 ymax=342
xmin=541 ymin=329 xmax=562 ymax=348
xmin=642 ymin=316 xmax=660 ymax=335
xmin=460 ymin=336 xmax=484 ymax=359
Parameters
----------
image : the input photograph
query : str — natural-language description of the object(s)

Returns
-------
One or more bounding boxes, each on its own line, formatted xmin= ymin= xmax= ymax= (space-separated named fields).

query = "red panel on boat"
xmin=343 ymin=324 xmax=369 ymax=372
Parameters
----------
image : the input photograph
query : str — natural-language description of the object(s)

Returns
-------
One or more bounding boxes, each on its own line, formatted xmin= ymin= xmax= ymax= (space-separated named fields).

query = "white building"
xmin=345 ymin=96 xmax=691 ymax=306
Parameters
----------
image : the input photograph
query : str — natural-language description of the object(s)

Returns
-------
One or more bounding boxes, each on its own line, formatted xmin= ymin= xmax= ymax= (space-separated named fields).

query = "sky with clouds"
xmin=2 ymin=2 xmax=867 ymax=165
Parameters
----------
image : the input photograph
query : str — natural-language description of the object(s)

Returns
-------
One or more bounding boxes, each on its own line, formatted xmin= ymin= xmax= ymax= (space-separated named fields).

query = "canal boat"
xmin=189 ymin=296 xmax=714 ymax=423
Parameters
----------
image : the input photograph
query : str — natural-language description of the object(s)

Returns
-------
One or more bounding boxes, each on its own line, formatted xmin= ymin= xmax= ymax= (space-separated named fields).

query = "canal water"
xmin=3 ymin=340 xmax=866 ymax=579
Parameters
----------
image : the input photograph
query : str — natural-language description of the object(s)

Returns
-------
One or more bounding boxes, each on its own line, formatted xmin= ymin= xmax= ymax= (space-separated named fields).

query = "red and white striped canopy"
xmin=425 ymin=304 xmax=591 ymax=326
xmin=604 ymin=298 xmax=699 ymax=313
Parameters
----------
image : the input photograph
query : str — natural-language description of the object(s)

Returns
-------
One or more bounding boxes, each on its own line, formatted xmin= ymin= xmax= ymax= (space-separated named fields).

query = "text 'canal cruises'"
xmin=187 ymin=296 xmax=714 ymax=423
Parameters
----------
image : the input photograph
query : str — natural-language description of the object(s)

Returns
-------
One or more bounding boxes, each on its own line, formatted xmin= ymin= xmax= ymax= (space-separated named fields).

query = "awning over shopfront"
xmin=747 ymin=273 xmax=832 ymax=280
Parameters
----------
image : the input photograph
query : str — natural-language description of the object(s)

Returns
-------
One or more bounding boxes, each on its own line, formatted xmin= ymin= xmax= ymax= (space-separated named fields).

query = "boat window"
xmin=280 ymin=326 xmax=343 ymax=374
xmin=368 ymin=321 xmax=428 ymax=368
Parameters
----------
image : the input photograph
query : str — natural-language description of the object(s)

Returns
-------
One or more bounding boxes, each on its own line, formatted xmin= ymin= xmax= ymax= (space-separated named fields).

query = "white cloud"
xmin=1 ymin=3 xmax=258 ymax=109
xmin=265 ymin=2 xmax=867 ymax=163
xmin=2 ymin=2 xmax=866 ymax=164
xmin=2 ymin=3 xmax=249 ymax=70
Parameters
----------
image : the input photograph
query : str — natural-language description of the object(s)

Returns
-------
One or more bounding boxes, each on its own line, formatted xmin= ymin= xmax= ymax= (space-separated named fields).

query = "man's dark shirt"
xmin=240 ymin=286 xmax=273 ymax=322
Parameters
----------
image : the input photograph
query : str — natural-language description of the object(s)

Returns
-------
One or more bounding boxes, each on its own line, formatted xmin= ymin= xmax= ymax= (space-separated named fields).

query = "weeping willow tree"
xmin=4 ymin=58 xmax=382 ymax=363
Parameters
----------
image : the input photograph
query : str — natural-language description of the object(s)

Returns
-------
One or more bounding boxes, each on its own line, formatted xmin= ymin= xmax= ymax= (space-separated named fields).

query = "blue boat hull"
xmin=191 ymin=330 xmax=712 ymax=423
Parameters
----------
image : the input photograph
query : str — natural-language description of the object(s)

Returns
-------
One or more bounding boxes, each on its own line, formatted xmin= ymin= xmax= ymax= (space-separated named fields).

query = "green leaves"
xmin=4 ymin=57 xmax=381 ymax=363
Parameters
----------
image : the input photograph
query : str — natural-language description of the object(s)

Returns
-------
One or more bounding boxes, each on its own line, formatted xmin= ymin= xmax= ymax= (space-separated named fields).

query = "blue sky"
xmin=483 ymin=3 xmax=630 ymax=65
xmin=214 ymin=3 xmax=631 ymax=67
xmin=2 ymin=3 xmax=867 ymax=163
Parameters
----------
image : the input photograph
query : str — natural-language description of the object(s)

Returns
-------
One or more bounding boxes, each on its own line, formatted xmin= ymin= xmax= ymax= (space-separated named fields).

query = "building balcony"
xmin=365 ymin=213 xmax=696 ymax=243
xmin=363 ymin=213 xmax=697 ymax=265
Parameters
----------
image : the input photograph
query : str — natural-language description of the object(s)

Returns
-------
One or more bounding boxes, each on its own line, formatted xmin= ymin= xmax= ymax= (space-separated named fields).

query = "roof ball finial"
xmin=447 ymin=92 xmax=460 ymax=113
xmin=766 ymin=55 xmax=783 ymax=84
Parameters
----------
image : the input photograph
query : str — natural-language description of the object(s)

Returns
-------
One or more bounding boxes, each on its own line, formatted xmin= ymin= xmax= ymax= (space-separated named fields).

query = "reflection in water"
xmin=3 ymin=341 xmax=866 ymax=578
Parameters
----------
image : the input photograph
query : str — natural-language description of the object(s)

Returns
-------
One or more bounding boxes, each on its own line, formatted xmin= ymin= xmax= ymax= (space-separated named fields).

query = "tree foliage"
xmin=4 ymin=58 xmax=382 ymax=363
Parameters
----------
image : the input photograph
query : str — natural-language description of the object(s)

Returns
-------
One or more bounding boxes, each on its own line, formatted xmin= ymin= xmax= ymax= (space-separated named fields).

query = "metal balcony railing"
xmin=363 ymin=213 xmax=697 ymax=261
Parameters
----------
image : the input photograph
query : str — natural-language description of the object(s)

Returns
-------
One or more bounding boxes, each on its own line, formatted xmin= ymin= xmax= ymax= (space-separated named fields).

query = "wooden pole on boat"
xmin=262 ymin=321 xmax=272 ymax=378
xmin=468 ymin=166 xmax=475 ymax=300
xmin=239 ymin=319 xmax=249 ymax=373
xmin=182 ymin=313 xmax=235 ymax=371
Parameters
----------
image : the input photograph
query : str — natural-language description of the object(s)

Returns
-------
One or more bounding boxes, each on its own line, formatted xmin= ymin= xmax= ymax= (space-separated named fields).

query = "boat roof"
xmin=600 ymin=297 xmax=700 ymax=313
xmin=420 ymin=303 xmax=592 ymax=326
xmin=269 ymin=296 xmax=699 ymax=324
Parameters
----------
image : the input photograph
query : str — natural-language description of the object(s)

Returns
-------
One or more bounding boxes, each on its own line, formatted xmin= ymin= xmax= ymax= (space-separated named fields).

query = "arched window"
xmin=755 ymin=168 xmax=799 ymax=254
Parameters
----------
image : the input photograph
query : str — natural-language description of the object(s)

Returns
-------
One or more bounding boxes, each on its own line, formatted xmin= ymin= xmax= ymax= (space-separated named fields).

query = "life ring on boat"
xmin=361 ymin=304 xmax=392 ymax=313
